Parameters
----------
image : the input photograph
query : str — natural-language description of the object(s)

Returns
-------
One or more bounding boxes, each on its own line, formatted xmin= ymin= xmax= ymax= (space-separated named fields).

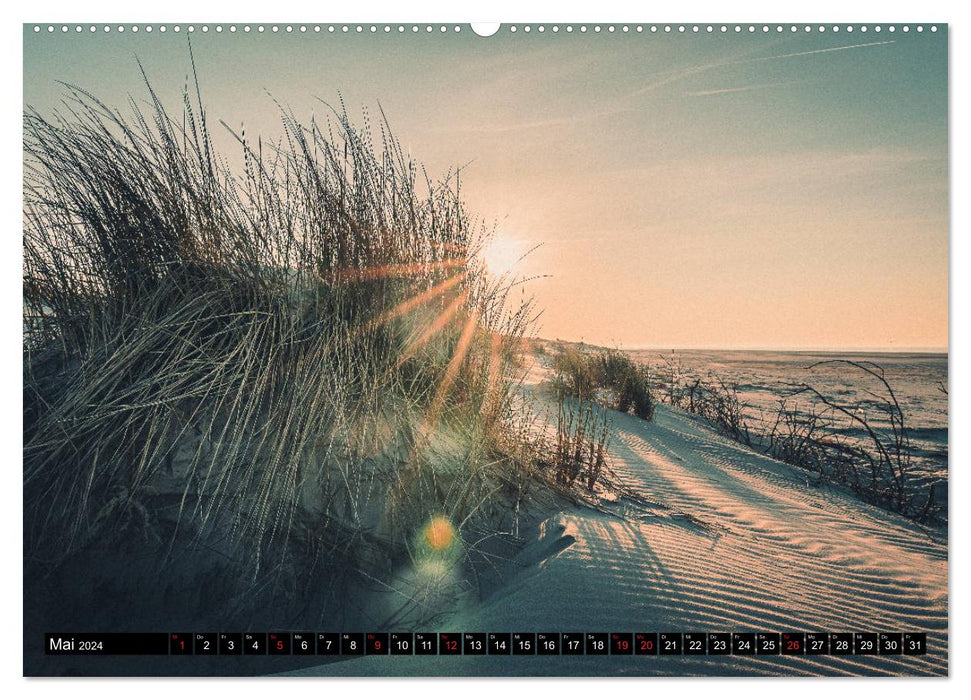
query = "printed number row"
xmin=164 ymin=632 xmax=926 ymax=656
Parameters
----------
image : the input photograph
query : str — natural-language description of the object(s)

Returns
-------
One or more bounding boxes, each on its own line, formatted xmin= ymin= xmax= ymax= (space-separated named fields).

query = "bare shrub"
xmin=658 ymin=355 xmax=940 ymax=523
xmin=783 ymin=360 xmax=939 ymax=522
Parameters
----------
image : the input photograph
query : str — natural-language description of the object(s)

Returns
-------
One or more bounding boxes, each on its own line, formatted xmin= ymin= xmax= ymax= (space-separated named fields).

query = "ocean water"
xmin=626 ymin=349 xmax=949 ymax=483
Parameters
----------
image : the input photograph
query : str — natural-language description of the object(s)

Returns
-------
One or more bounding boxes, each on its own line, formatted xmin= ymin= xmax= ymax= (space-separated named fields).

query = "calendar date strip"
xmin=45 ymin=631 xmax=927 ymax=656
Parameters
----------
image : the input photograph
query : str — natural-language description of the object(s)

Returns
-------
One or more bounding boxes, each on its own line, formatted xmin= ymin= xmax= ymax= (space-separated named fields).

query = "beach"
xmin=286 ymin=352 xmax=948 ymax=676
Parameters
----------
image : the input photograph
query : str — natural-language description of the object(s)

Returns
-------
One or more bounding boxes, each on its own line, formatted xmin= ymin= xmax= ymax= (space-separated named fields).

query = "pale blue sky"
xmin=23 ymin=25 xmax=948 ymax=349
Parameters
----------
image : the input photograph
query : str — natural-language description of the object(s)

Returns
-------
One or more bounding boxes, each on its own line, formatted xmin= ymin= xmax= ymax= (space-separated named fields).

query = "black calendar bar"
xmin=45 ymin=633 xmax=169 ymax=655
xmin=43 ymin=632 xmax=928 ymax=656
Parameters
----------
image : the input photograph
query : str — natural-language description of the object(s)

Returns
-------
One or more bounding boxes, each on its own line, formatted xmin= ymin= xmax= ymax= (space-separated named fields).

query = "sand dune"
xmin=288 ymin=360 xmax=947 ymax=677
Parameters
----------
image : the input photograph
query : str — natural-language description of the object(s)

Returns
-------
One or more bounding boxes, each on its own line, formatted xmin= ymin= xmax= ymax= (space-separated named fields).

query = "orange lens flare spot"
xmin=423 ymin=516 xmax=455 ymax=551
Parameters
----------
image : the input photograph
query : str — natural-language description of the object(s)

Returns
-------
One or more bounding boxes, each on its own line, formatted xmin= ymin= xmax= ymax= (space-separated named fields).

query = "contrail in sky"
xmin=684 ymin=81 xmax=802 ymax=97
xmin=754 ymin=40 xmax=895 ymax=61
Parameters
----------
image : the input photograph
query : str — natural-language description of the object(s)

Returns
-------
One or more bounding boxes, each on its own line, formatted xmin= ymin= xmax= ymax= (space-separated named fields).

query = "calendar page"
xmin=22 ymin=21 xmax=948 ymax=677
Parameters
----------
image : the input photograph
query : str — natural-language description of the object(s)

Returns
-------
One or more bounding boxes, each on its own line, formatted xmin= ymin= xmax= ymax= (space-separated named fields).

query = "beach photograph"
xmin=21 ymin=21 xmax=948 ymax=677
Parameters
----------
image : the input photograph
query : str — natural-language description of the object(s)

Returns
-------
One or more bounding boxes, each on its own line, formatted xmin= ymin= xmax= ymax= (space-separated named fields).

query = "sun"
xmin=479 ymin=234 xmax=521 ymax=279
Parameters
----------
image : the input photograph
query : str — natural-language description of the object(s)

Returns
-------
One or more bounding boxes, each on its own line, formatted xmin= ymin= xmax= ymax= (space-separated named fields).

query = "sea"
xmin=625 ymin=349 xmax=949 ymax=486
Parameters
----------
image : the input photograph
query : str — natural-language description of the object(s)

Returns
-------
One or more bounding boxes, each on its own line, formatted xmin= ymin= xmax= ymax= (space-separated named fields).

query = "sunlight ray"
xmin=371 ymin=272 xmax=465 ymax=329
xmin=414 ymin=309 xmax=481 ymax=449
xmin=322 ymin=257 xmax=467 ymax=285
xmin=395 ymin=292 xmax=469 ymax=370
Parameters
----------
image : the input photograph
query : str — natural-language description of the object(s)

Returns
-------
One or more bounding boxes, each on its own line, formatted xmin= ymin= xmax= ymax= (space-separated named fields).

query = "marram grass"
xmin=23 ymin=70 xmax=542 ymax=627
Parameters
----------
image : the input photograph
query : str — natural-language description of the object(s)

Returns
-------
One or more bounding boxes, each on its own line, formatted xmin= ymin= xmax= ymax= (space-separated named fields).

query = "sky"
xmin=23 ymin=24 xmax=948 ymax=350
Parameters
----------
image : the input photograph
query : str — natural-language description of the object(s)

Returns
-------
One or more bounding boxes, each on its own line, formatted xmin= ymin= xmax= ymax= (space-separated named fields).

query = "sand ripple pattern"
xmin=290 ymin=404 xmax=947 ymax=677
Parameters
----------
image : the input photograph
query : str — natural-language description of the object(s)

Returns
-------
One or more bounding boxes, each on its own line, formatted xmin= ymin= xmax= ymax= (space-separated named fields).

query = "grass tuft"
xmin=23 ymin=71 xmax=542 ymax=628
xmin=551 ymin=346 xmax=656 ymax=420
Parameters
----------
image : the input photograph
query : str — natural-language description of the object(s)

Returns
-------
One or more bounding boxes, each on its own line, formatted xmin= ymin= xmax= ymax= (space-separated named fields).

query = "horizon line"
xmin=532 ymin=337 xmax=948 ymax=355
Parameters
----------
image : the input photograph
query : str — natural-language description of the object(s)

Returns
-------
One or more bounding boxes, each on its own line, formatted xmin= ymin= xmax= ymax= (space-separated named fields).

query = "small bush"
xmin=595 ymin=349 xmax=655 ymax=420
xmin=552 ymin=347 xmax=656 ymax=421
xmin=551 ymin=346 xmax=596 ymax=400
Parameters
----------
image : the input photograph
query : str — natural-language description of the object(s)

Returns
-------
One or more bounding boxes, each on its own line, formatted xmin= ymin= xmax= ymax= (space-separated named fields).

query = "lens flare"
xmin=423 ymin=516 xmax=455 ymax=551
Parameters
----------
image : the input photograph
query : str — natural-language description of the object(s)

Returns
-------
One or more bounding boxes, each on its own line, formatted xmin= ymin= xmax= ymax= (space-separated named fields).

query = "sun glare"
xmin=480 ymin=235 xmax=521 ymax=279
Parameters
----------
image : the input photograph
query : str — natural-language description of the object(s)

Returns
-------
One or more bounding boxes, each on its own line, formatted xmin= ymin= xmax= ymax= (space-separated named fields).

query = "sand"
xmin=286 ymin=357 xmax=947 ymax=676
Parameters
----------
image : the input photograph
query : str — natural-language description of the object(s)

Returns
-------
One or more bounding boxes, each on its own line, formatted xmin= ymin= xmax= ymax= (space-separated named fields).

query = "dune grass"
xmin=23 ymin=71 xmax=544 ymax=627
xmin=551 ymin=346 xmax=656 ymax=420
